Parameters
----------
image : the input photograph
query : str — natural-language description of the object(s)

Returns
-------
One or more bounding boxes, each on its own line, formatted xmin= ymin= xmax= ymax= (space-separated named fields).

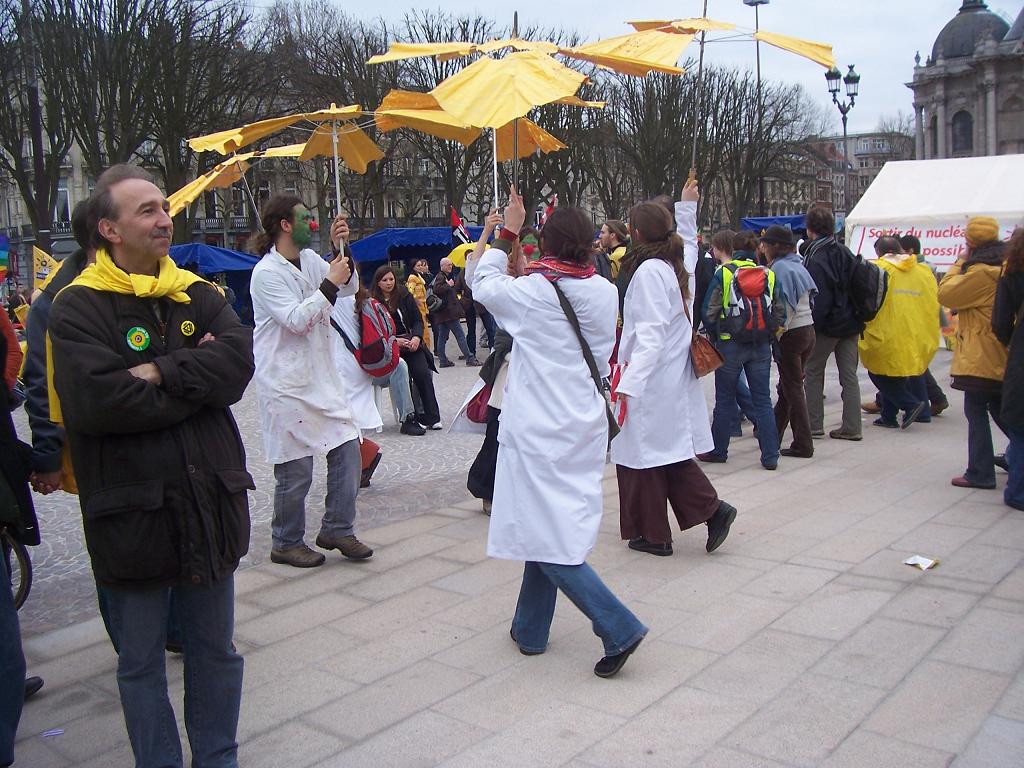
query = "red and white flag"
xmin=540 ymin=195 xmax=558 ymax=226
xmin=450 ymin=206 xmax=471 ymax=246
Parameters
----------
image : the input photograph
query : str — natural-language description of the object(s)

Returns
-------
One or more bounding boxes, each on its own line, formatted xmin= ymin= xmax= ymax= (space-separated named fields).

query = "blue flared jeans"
xmin=511 ymin=561 xmax=647 ymax=656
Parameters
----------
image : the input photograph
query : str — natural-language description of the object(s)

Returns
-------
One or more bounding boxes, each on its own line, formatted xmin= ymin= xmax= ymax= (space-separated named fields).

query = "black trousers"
xmin=403 ymin=348 xmax=440 ymax=425
xmin=467 ymin=407 xmax=500 ymax=501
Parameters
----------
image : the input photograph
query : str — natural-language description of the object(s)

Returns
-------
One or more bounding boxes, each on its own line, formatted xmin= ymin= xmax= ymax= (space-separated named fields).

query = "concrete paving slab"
xmin=952 ymin=715 xmax=1024 ymax=768
xmin=820 ymin=729 xmax=954 ymax=768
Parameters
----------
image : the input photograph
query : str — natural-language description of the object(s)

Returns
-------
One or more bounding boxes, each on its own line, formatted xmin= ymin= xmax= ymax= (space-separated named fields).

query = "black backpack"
xmin=848 ymin=253 xmax=889 ymax=324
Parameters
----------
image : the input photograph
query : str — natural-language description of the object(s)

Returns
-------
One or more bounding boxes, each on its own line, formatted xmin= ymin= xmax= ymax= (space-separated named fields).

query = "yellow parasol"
xmin=367 ymin=38 xmax=558 ymax=64
xmin=168 ymin=144 xmax=306 ymax=217
xmin=187 ymin=104 xmax=384 ymax=214
xmin=564 ymin=29 xmax=690 ymax=76
xmin=446 ymin=243 xmax=476 ymax=269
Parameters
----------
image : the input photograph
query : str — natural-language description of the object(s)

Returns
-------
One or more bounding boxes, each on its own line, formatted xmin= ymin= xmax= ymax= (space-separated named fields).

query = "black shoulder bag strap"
xmin=551 ymin=281 xmax=620 ymax=441
xmin=329 ymin=318 xmax=358 ymax=355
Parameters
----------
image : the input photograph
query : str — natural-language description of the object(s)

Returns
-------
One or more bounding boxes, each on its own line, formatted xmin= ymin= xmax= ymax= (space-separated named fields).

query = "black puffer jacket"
xmin=48 ymin=281 xmax=255 ymax=590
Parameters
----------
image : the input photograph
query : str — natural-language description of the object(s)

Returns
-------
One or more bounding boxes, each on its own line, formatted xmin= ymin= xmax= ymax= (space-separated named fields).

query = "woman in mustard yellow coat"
xmin=405 ymin=258 xmax=433 ymax=351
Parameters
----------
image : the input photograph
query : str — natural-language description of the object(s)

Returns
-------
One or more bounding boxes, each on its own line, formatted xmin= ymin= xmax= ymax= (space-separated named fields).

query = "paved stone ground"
xmin=12 ymin=348 xmax=1024 ymax=767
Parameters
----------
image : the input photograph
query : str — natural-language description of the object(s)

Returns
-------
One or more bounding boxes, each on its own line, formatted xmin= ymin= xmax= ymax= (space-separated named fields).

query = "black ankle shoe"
xmin=706 ymin=501 xmax=737 ymax=553
xmin=24 ymin=676 xmax=43 ymax=701
xmin=594 ymin=636 xmax=643 ymax=678
xmin=510 ymin=627 xmax=544 ymax=656
xmin=400 ymin=416 xmax=426 ymax=436
xmin=627 ymin=537 xmax=673 ymax=556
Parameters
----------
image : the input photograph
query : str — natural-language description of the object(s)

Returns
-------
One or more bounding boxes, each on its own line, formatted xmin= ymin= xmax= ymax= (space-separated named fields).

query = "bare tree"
xmin=876 ymin=111 xmax=915 ymax=159
xmin=0 ymin=0 xmax=73 ymax=251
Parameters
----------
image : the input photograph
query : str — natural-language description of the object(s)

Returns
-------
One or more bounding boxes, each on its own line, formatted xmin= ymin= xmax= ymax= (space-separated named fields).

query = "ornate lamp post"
xmin=825 ymin=64 xmax=860 ymax=218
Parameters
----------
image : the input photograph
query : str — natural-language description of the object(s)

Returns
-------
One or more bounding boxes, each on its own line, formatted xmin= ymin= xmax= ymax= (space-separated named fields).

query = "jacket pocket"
xmin=83 ymin=481 xmax=180 ymax=583
xmin=215 ymin=469 xmax=253 ymax=564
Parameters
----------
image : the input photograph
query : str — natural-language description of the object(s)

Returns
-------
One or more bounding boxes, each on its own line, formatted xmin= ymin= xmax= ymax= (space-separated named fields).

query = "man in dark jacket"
xmin=433 ymin=256 xmax=481 ymax=367
xmin=48 ymin=164 xmax=255 ymax=768
xmin=802 ymin=205 xmax=864 ymax=441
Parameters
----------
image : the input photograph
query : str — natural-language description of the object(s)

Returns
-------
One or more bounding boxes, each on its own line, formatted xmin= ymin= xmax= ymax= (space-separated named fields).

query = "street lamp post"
xmin=825 ymin=64 xmax=860 ymax=221
xmin=744 ymin=0 xmax=770 ymax=217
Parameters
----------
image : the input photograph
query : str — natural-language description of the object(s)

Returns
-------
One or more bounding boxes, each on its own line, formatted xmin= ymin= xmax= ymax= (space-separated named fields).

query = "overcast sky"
xmin=289 ymin=0 xmax=1022 ymax=135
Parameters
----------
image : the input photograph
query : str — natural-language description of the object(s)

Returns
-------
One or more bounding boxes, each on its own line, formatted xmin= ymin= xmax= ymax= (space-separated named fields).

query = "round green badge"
xmin=126 ymin=326 xmax=151 ymax=352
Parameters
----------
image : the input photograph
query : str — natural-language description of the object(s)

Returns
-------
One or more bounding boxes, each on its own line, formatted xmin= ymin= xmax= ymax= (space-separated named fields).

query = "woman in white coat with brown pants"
xmin=612 ymin=186 xmax=737 ymax=557
xmin=470 ymin=189 xmax=647 ymax=679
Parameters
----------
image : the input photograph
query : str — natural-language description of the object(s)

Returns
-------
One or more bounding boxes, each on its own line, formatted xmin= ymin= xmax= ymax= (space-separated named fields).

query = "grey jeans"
xmin=804 ymin=331 xmax=862 ymax=436
xmin=272 ymin=439 xmax=360 ymax=549
xmin=372 ymin=357 xmax=414 ymax=421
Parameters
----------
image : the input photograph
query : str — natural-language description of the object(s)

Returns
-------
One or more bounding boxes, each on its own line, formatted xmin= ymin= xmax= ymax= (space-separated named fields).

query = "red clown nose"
xmin=309 ymin=220 xmax=319 ymax=232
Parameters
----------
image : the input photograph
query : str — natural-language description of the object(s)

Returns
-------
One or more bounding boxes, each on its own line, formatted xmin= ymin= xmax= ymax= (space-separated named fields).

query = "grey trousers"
xmin=272 ymin=439 xmax=360 ymax=549
xmin=804 ymin=331 xmax=862 ymax=436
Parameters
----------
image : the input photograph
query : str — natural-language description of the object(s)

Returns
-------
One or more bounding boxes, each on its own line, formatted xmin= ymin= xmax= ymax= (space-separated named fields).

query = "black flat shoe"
xmin=706 ymin=501 xmax=737 ymax=553
xmin=995 ymin=454 xmax=1009 ymax=472
xmin=24 ymin=676 xmax=43 ymax=701
xmin=627 ymin=537 xmax=673 ymax=556
xmin=594 ymin=636 xmax=643 ymax=678
xmin=780 ymin=448 xmax=813 ymax=458
xmin=510 ymin=627 xmax=543 ymax=656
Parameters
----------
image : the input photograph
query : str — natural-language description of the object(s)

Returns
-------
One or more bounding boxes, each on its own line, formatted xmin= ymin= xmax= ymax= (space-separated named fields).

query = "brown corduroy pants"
xmin=616 ymin=460 xmax=720 ymax=546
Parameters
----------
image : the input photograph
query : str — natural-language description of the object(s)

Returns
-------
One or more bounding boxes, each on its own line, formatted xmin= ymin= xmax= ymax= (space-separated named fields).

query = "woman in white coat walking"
xmin=612 ymin=188 xmax=737 ymax=557
xmin=470 ymin=189 xmax=647 ymax=679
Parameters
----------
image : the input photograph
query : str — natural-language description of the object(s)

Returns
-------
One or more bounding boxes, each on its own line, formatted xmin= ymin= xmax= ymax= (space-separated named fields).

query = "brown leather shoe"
xmin=270 ymin=543 xmax=326 ymax=568
xmin=950 ymin=476 xmax=996 ymax=490
xmin=316 ymin=534 xmax=374 ymax=560
xmin=861 ymin=400 xmax=881 ymax=414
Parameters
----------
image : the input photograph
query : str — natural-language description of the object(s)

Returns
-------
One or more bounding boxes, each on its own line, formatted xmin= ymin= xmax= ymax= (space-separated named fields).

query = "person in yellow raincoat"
xmin=858 ymin=236 xmax=939 ymax=430
xmin=405 ymin=257 xmax=433 ymax=351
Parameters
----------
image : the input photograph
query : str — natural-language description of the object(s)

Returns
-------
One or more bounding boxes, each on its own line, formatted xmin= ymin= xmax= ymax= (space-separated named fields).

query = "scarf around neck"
xmin=770 ymin=253 xmax=817 ymax=309
xmin=524 ymin=255 xmax=595 ymax=282
xmin=71 ymin=247 xmax=207 ymax=304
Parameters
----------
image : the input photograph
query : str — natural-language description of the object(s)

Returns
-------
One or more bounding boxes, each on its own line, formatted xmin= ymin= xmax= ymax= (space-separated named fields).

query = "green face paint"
xmin=291 ymin=206 xmax=316 ymax=249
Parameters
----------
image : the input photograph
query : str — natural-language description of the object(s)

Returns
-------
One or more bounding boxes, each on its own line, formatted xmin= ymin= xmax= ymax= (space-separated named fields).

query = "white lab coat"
xmin=471 ymin=247 xmax=618 ymax=565
xmin=331 ymin=296 xmax=383 ymax=432
xmin=251 ymin=246 xmax=359 ymax=464
xmin=674 ymin=199 xmax=699 ymax=313
xmin=610 ymin=259 xmax=713 ymax=468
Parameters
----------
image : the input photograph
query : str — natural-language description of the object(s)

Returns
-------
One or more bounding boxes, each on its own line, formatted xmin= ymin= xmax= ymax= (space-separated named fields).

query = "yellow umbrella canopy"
xmin=431 ymin=51 xmax=587 ymax=129
xmin=167 ymin=144 xmax=306 ymax=216
xmin=187 ymin=115 xmax=303 ymax=155
xmin=367 ymin=38 xmax=559 ymax=64
xmin=625 ymin=18 xmax=836 ymax=69
xmin=446 ymin=243 xmax=476 ymax=269
xmin=298 ymin=124 xmax=384 ymax=173
xmin=565 ymin=29 xmax=690 ymax=76
xmin=495 ymin=119 xmax=566 ymax=161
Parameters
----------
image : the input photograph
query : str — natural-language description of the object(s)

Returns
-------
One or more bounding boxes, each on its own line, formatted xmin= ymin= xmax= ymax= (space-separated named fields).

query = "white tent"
xmin=846 ymin=154 xmax=1024 ymax=267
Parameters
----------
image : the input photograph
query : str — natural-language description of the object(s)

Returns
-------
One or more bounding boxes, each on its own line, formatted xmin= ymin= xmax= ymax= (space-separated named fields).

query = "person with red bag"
xmin=611 ymin=183 xmax=737 ymax=558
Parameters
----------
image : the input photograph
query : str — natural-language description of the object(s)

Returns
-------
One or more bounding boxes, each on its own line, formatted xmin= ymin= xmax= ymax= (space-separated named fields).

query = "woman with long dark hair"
xmin=612 ymin=191 xmax=737 ymax=557
xmin=939 ymin=217 xmax=1009 ymax=490
xmin=370 ymin=265 xmax=441 ymax=429
xmin=467 ymin=189 xmax=647 ymax=678
xmin=993 ymin=227 xmax=1024 ymax=509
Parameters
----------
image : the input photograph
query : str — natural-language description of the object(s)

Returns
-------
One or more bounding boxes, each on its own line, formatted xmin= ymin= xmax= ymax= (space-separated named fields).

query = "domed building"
xmin=908 ymin=0 xmax=1024 ymax=158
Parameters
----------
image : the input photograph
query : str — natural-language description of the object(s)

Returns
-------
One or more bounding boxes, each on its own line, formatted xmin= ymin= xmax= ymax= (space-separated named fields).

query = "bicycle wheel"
xmin=1 ymin=528 xmax=32 ymax=610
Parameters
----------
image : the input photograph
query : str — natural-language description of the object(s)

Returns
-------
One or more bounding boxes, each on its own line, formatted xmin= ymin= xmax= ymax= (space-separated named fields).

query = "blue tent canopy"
xmin=349 ymin=226 xmax=484 ymax=263
xmin=169 ymin=243 xmax=259 ymax=274
xmin=739 ymin=215 xmax=807 ymax=234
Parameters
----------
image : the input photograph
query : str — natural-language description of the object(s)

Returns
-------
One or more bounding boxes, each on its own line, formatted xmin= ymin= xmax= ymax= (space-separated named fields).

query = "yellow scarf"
xmin=71 ymin=247 xmax=207 ymax=303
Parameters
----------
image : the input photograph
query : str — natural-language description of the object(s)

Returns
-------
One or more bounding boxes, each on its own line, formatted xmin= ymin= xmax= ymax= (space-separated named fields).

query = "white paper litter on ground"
xmin=904 ymin=555 xmax=939 ymax=570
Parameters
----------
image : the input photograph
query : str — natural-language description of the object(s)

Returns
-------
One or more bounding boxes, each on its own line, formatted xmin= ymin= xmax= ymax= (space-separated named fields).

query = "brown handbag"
xmin=683 ymin=299 xmax=723 ymax=378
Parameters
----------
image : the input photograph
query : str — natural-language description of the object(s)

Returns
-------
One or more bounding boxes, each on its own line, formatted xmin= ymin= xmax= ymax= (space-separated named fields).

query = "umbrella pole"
xmin=236 ymin=160 xmax=263 ymax=232
xmin=492 ymin=128 xmax=499 ymax=210
xmin=331 ymin=122 xmax=343 ymax=218
xmin=512 ymin=11 xmax=519 ymax=190
xmin=688 ymin=0 xmax=709 ymax=185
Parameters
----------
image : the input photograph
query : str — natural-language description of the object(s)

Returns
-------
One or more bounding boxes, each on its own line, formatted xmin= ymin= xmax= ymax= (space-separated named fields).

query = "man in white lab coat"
xmin=250 ymin=195 xmax=373 ymax=567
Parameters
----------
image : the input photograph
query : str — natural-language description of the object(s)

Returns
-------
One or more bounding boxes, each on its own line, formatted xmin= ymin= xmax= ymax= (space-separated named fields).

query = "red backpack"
xmin=331 ymin=298 xmax=401 ymax=378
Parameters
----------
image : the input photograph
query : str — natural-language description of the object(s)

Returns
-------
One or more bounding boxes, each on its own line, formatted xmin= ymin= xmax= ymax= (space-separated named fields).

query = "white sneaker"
xmin=429 ymin=421 xmax=443 ymax=430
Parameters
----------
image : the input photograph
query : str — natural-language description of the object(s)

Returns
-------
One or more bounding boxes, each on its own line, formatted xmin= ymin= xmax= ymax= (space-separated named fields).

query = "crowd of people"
xmin=1 ymin=159 xmax=1022 ymax=767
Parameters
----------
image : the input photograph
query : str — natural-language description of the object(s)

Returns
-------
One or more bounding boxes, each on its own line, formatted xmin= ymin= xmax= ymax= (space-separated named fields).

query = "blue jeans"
xmin=480 ymin=312 xmax=498 ymax=348
xmin=104 ymin=576 xmax=243 ymax=768
xmin=732 ymin=373 xmax=752 ymax=436
xmin=0 ymin=549 xmax=25 ymax=767
xmin=868 ymin=372 xmax=928 ymax=424
xmin=964 ymin=390 xmax=1008 ymax=486
xmin=272 ymin=439 xmax=359 ymax=549
xmin=98 ymin=587 xmax=183 ymax=653
xmin=436 ymin=321 xmax=475 ymax=364
xmin=710 ymin=340 xmax=780 ymax=465
xmin=373 ymin=357 xmax=414 ymax=421
xmin=511 ymin=561 xmax=647 ymax=656
xmin=1006 ymin=428 xmax=1024 ymax=511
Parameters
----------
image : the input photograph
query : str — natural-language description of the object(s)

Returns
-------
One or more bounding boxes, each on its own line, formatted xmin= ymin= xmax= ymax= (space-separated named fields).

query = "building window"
xmin=366 ymin=199 xmax=375 ymax=219
xmin=951 ymin=111 xmax=973 ymax=154
xmin=423 ymin=196 xmax=433 ymax=219
xmin=53 ymin=179 xmax=70 ymax=223
xmin=257 ymin=182 xmax=271 ymax=206
xmin=283 ymin=184 xmax=297 ymax=198
xmin=386 ymin=198 xmax=397 ymax=218
xmin=231 ymin=184 xmax=246 ymax=216
xmin=930 ymin=116 xmax=938 ymax=157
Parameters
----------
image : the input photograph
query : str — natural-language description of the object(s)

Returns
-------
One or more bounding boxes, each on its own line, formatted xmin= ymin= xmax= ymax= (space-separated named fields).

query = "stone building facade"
xmin=909 ymin=0 xmax=1024 ymax=159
